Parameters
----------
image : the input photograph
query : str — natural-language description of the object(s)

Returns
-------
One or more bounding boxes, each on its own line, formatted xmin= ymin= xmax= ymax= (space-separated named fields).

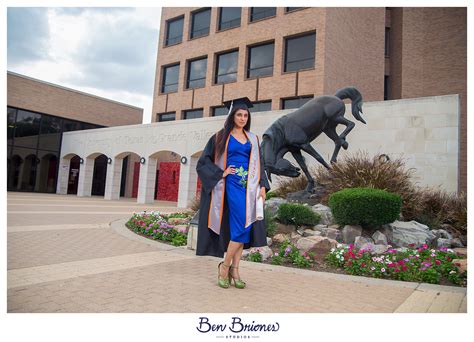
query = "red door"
xmin=132 ymin=162 xmax=140 ymax=198
xmin=157 ymin=162 xmax=180 ymax=201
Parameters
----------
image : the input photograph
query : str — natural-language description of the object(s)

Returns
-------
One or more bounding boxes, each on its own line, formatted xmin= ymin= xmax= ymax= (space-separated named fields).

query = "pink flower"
xmin=381 ymin=268 xmax=386 ymax=272
xmin=435 ymin=260 xmax=441 ymax=265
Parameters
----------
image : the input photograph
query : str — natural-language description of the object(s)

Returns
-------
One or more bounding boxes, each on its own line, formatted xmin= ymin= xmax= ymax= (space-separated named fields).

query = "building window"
xmin=215 ymin=50 xmax=239 ymax=84
xmin=281 ymin=96 xmax=314 ymax=110
xmin=250 ymin=7 xmax=276 ymax=22
xmin=165 ymin=16 xmax=184 ymax=46
xmin=284 ymin=32 xmax=316 ymax=72
xmin=186 ymin=57 xmax=207 ymax=89
xmin=385 ymin=27 xmax=390 ymax=57
xmin=7 ymin=107 xmax=16 ymax=145
xmin=161 ymin=64 xmax=179 ymax=93
xmin=38 ymin=115 xmax=62 ymax=151
xmin=190 ymin=8 xmax=211 ymax=39
xmin=252 ymin=101 xmax=272 ymax=112
xmin=247 ymin=42 xmax=274 ymax=78
xmin=285 ymin=7 xmax=303 ymax=13
xmin=384 ymin=76 xmax=389 ymax=100
xmin=183 ymin=109 xmax=203 ymax=120
xmin=158 ymin=112 xmax=176 ymax=122
xmin=14 ymin=109 xmax=41 ymax=149
xmin=212 ymin=106 xmax=228 ymax=117
xmin=218 ymin=7 xmax=241 ymax=31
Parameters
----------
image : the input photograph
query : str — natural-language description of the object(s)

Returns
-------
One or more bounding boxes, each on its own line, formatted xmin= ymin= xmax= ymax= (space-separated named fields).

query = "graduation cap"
xmin=223 ymin=97 xmax=253 ymax=115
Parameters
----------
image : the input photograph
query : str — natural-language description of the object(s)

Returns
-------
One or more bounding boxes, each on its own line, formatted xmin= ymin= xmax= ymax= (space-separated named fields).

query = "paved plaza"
xmin=7 ymin=192 xmax=467 ymax=313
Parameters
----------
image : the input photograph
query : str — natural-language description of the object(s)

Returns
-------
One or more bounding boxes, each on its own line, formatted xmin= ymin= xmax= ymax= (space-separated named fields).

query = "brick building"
xmin=152 ymin=7 xmax=467 ymax=192
xmin=7 ymin=71 xmax=143 ymax=194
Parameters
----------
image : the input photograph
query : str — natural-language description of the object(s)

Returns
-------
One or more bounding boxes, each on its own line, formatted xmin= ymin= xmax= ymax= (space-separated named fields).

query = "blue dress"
xmin=226 ymin=134 xmax=252 ymax=243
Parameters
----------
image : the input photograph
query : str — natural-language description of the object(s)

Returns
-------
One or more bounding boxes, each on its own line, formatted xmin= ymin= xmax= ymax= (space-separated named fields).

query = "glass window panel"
xmin=252 ymin=101 xmax=272 ymax=112
xmin=36 ymin=150 xmax=59 ymax=193
xmin=166 ymin=16 xmax=184 ymax=46
xmin=158 ymin=112 xmax=176 ymax=122
xmin=282 ymin=96 xmax=314 ymax=109
xmin=212 ymin=106 xmax=228 ymax=117
xmin=38 ymin=115 xmax=62 ymax=151
xmin=14 ymin=110 xmax=41 ymax=148
xmin=8 ymin=107 xmax=17 ymax=145
xmin=183 ymin=109 xmax=203 ymax=120
xmin=285 ymin=33 xmax=316 ymax=72
xmin=215 ymin=50 xmax=238 ymax=84
xmin=248 ymin=43 xmax=274 ymax=78
xmin=187 ymin=57 xmax=207 ymax=89
xmin=162 ymin=64 xmax=180 ymax=93
xmin=286 ymin=7 xmax=303 ymax=12
xmin=191 ymin=8 xmax=211 ymax=39
xmin=250 ymin=7 xmax=276 ymax=21
xmin=219 ymin=7 xmax=241 ymax=30
xmin=62 ymin=120 xmax=82 ymax=132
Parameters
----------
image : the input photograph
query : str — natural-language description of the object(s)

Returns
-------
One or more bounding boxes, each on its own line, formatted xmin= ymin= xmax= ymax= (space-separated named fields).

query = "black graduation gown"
xmin=196 ymin=133 xmax=271 ymax=258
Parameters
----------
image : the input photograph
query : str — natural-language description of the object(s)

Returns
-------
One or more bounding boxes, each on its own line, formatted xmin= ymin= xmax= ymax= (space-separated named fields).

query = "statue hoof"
xmin=342 ymin=141 xmax=349 ymax=149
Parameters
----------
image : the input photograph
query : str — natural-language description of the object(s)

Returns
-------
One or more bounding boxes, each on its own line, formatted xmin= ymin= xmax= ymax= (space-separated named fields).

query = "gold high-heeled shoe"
xmin=229 ymin=266 xmax=246 ymax=289
xmin=217 ymin=262 xmax=230 ymax=288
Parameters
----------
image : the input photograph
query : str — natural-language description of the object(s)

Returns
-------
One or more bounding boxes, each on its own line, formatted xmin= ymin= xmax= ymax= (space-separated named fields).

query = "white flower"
xmin=331 ymin=248 xmax=335 ymax=252
xmin=431 ymin=249 xmax=436 ymax=253
xmin=447 ymin=249 xmax=454 ymax=253
xmin=337 ymin=244 xmax=342 ymax=248
xmin=449 ymin=270 xmax=456 ymax=274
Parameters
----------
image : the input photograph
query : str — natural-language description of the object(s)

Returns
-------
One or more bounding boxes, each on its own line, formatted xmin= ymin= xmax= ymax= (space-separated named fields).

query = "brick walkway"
xmin=7 ymin=192 xmax=467 ymax=313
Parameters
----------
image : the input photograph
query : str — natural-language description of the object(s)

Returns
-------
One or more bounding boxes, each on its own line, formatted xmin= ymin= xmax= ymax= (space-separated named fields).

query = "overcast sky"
xmin=7 ymin=7 xmax=162 ymax=124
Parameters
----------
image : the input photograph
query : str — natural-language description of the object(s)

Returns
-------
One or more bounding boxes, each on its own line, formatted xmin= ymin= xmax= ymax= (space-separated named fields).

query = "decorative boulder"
xmin=313 ymin=224 xmax=328 ymax=232
xmin=311 ymin=204 xmax=334 ymax=225
xmin=453 ymin=248 xmax=467 ymax=258
xmin=372 ymin=230 xmax=388 ymax=245
xmin=295 ymin=236 xmax=338 ymax=259
xmin=437 ymin=238 xmax=452 ymax=248
xmin=432 ymin=229 xmax=453 ymax=240
xmin=321 ymin=228 xmax=341 ymax=241
xmin=267 ymin=237 xmax=272 ymax=247
xmin=265 ymin=198 xmax=288 ymax=216
xmin=275 ymin=223 xmax=297 ymax=235
xmin=452 ymin=259 xmax=467 ymax=274
xmin=382 ymin=220 xmax=437 ymax=247
xmin=243 ymin=246 xmax=273 ymax=261
xmin=372 ymin=244 xmax=389 ymax=255
xmin=342 ymin=225 xmax=362 ymax=244
xmin=272 ymin=233 xmax=291 ymax=244
xmin=451 ymin=238 xmax=464 ymax=248
xmin=354 ymin=236 xmax=374 ymax=250
xmin=303 ymin=229 xmax=322 ymax=237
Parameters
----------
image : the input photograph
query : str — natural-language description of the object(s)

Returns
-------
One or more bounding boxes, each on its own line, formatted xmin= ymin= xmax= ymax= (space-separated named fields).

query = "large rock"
xmin=272 ymin=233 xmax=290 ymax=244
xmin=452 ymin=259 xmax=467 ymax=274
xmin=267 ymin=237 xmax=272 ymax=247
xmin=275 ymin=223 xmax=296 ymax=235
xmin=295 ymin=236 xmax=338 ymax=259
xmin=311 ymin=204 xmax=333 ymax=225
xmin=372 ymin=244 xmax=389 ymax=255
xmin=243 ymin=246 xmax=273 ymax=261
xmin=382 ymin=220 xmax=437 ymax=247
xmin=432 ymin=229 xmax=453 ymax=240
xmin=437 ymin=238 xmax=452 ymax=248
xmin=265 ymin=198 xmax=288 ymax=216
xmin=313 ymin=224 xmax=328 ymax=232
xmin=342 ymin=225 xmax=362 ymax=244
xmin=321 ymin=228 xmax=341 ymax=241
xmin=354 ymin=236 xmax=374 ymax=250
xmin=303 ymin=229 xmax=322 ymax=237
xmin=451 ymin=238 xmax=464 ymax=248
xmin=372 ymin=230 xmax=388 ymax=245
xmin=453 ymin=248 xmax=467 ymax=258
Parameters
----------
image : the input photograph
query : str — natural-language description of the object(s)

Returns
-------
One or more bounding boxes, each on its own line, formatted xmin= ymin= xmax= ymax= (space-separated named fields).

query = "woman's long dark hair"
xmin=215 ymin=107 xmax=251 ymax=160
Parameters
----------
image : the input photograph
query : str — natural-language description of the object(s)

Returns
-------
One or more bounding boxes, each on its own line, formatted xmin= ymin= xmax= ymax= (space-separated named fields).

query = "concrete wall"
xmin=58 ymin=95 xmax=460 ymax=206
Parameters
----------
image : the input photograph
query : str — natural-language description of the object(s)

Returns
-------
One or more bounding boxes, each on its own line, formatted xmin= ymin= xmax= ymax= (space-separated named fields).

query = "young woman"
xmin=196 ymin=97 xmax=270 ymax=289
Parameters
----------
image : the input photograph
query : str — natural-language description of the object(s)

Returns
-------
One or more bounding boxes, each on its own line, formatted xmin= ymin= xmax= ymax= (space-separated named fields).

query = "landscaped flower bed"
xmin=244 ymin=240 xmax=466 ymax=287
xmin=126 ymin=211 xmax=192 ymax=246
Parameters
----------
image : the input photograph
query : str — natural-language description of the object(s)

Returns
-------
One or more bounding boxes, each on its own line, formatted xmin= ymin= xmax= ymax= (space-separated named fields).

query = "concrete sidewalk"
xmin=7 ymin=192 xmax=467 ymax=313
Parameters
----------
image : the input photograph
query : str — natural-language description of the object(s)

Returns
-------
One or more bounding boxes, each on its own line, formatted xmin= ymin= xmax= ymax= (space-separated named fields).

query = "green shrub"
xmin=247 ymin=249 xmax=263 ymax=262
xmin=328 ymin=187 xmax=402 ymax=227
xmin=264 ymin=208 xmax=277 ymax=237
xmin=277 ymin=203 xmax=320 ymax=227
xmin=266 ymin=191 xmax=278 ymax=200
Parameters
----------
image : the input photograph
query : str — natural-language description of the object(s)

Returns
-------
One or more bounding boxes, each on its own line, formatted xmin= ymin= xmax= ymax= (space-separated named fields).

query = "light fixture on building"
xmin=180 ymin=156 xmax=187 ymax=165
xmin=140 ymin=157 xmax=146 ymax=164
xmin=79 ymin=158 xmax=84 ymax=164
xmin=36 ymin=158 xmax=41 ymax=164
xmin=107 ymin=158 xmax=112 ymax=164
